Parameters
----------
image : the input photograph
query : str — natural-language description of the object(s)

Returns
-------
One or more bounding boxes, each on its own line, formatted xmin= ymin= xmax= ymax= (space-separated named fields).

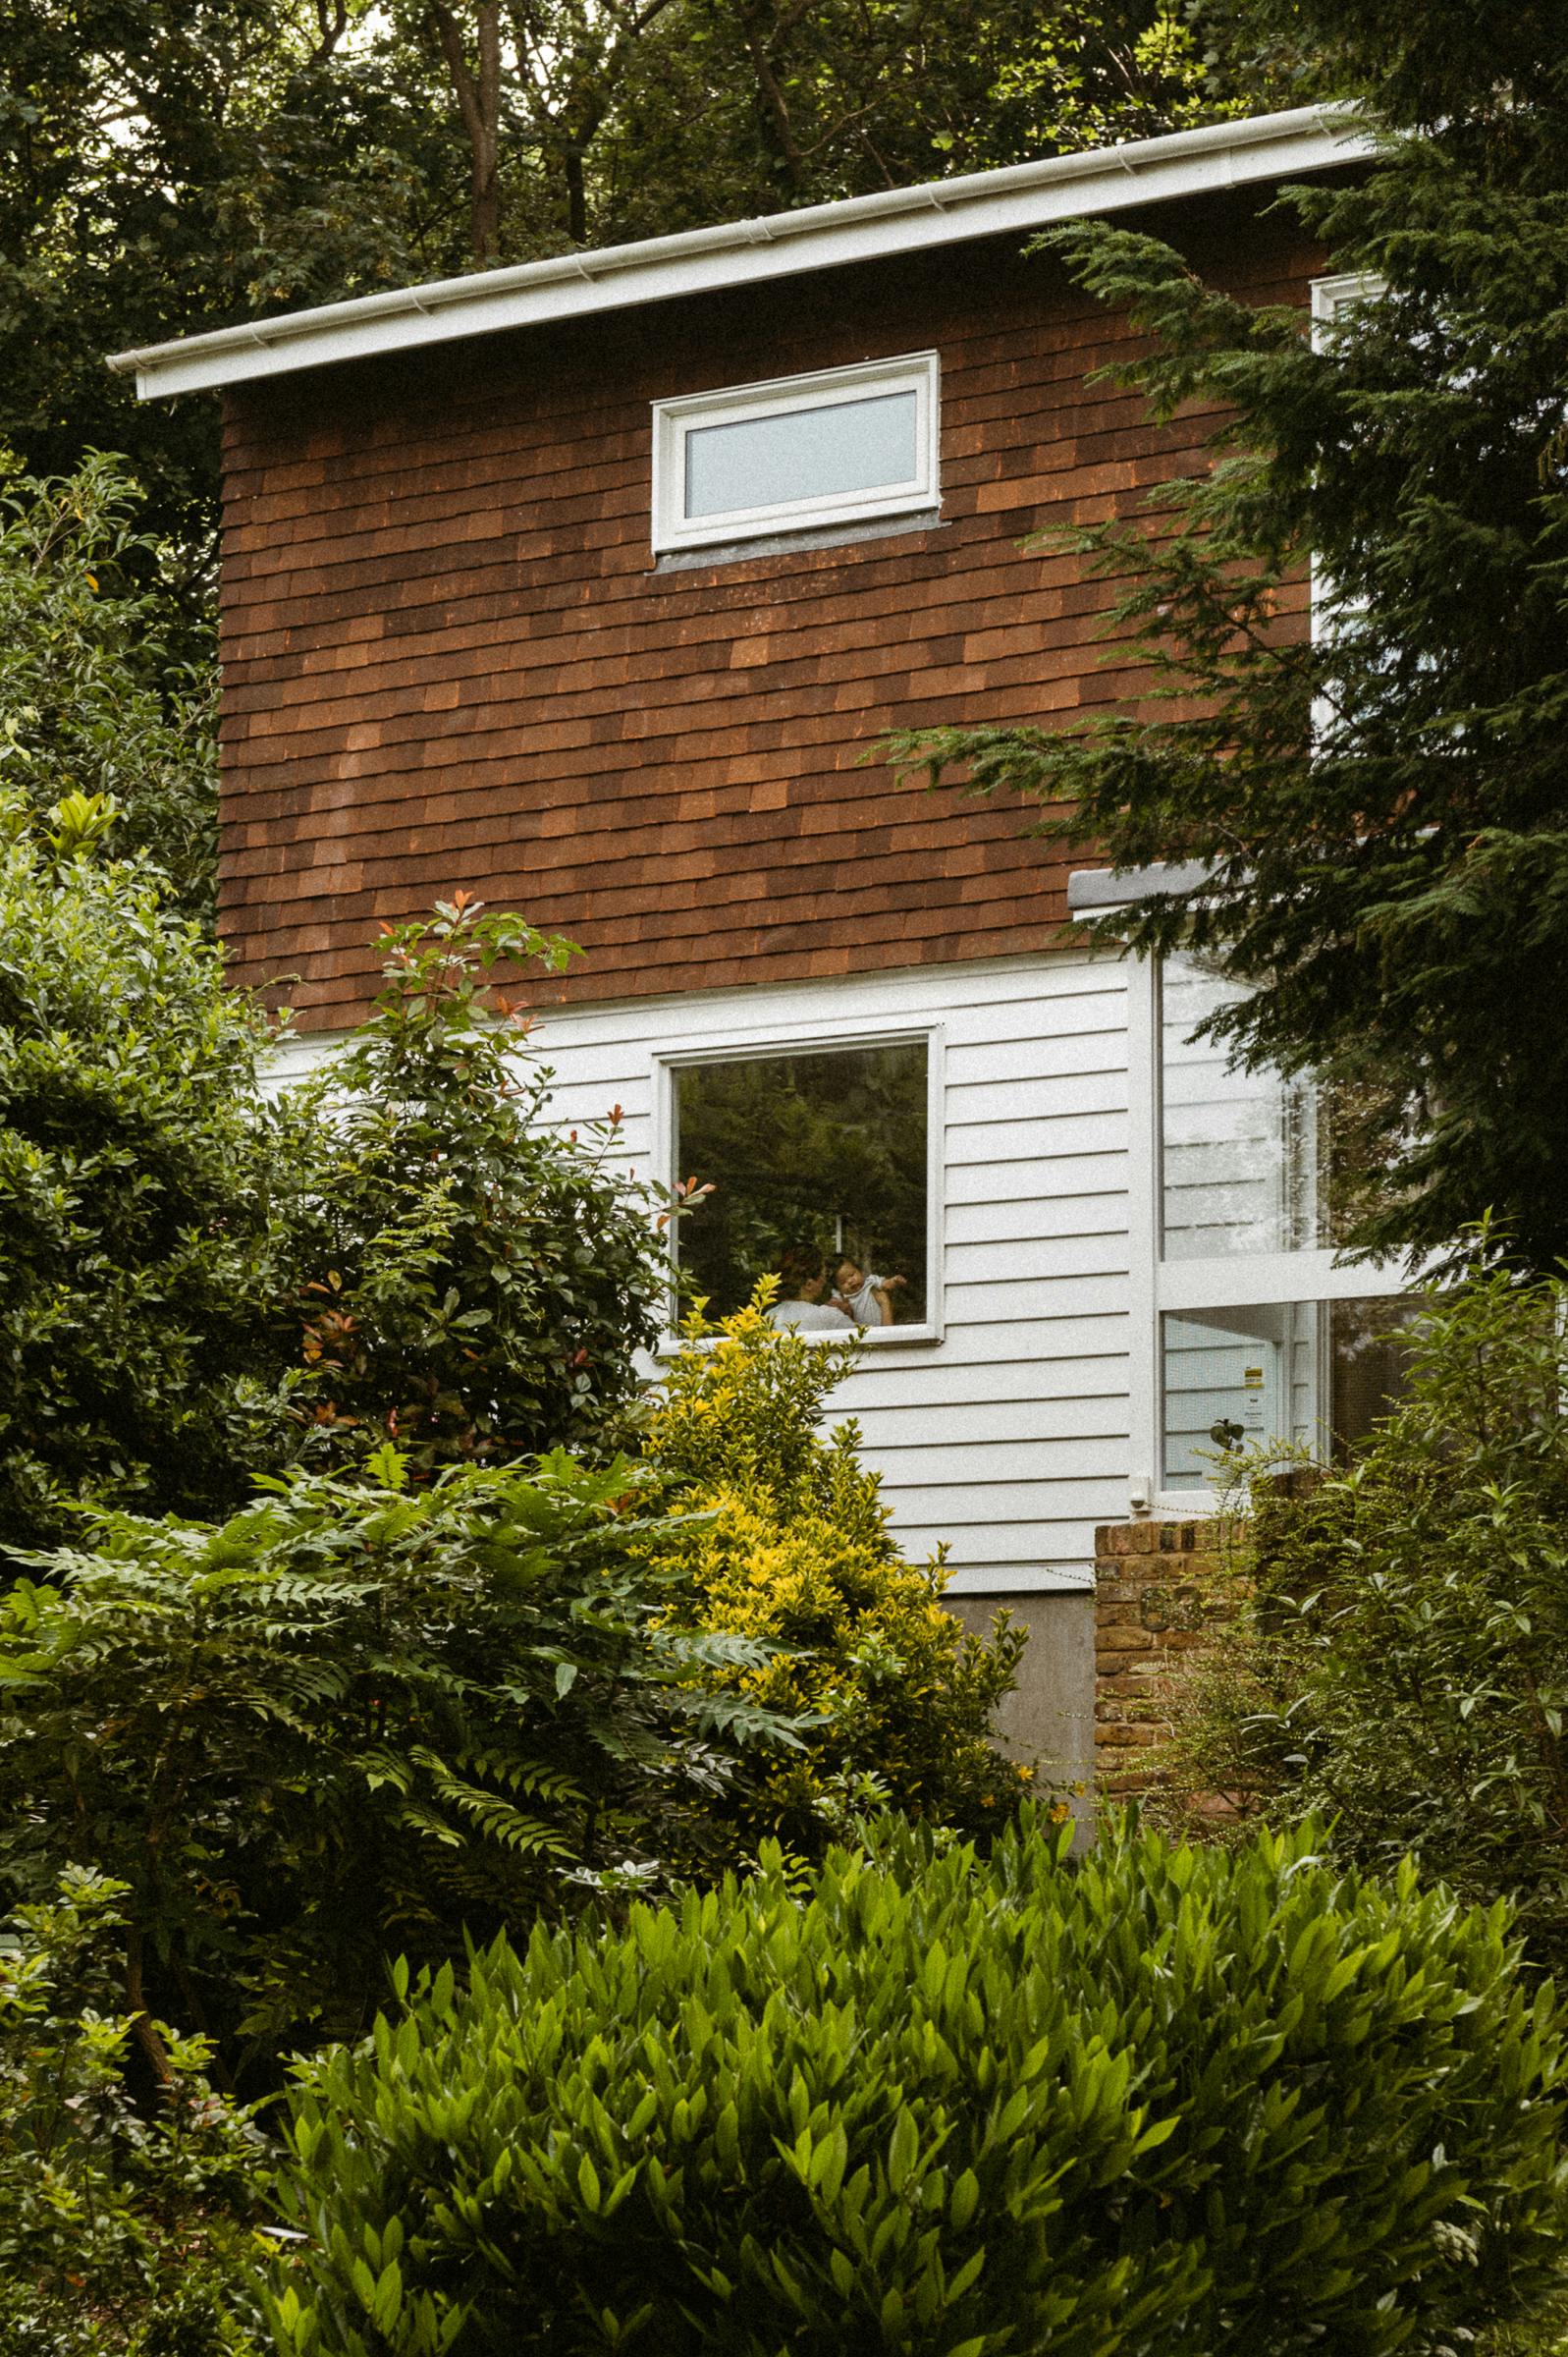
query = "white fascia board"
xmin=109 ymin=105 xmax=1368 ymax=402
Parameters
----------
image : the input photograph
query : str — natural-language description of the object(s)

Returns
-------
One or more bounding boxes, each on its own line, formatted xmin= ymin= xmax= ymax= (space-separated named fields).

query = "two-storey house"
xmin=111 ymin=104 xmax=1400 ymax=1780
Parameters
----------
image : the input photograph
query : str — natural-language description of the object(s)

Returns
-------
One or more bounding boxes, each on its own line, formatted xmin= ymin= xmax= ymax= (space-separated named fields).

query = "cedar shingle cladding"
xmin=218 ymin=193 xmax=1318 ymax=1026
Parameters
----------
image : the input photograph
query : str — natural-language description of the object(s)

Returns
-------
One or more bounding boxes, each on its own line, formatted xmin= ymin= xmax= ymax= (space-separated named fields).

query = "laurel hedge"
xmin=269 ymin=1808 xmax=1568 ymax=2357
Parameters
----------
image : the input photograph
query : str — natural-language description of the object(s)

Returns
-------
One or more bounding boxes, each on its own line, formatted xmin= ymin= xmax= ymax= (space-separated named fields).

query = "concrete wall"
xmin=947 ymin=1588 xmax=1096 ymax=1798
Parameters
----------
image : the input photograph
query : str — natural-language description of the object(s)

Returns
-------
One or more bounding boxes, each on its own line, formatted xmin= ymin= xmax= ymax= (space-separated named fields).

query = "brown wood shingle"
xmin=217 ymin=204 xmax=1319 ymax=1025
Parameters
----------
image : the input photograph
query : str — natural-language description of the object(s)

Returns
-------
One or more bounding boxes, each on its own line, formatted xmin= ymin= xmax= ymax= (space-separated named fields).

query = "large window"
xmin=652 ymin=354 xmax=940 ymax=554
xmin=670 ymin=1037 xmax=932 ymax=1329
xmin=1131 ymin=951 xmax=1415 ymax=1501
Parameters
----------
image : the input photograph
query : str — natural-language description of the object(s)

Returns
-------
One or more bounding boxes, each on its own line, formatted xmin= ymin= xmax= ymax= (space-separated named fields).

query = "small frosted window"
xmin=684 ymin=390 xmax=918 ymax=521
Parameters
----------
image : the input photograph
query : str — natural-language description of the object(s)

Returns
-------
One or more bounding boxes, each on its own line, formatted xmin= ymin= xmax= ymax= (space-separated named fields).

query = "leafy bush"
xmin=277 ymin=896 xmax=670 ymax=1476
xmin=0 ymin=809 xmax=295 ymax=1559
xmin=1156 ymin=1268 xmax=1568 ymax=1969
xmin=270 ymin=1808 xmax=1568 ymax=2357
xmin=645 ymin=1299 xmax=1029 ymax=1844
xmin=0 ymin=1449 xmax=801 ymax=2088
xmin=0 ymin=1866 xmax=265 ymax=2357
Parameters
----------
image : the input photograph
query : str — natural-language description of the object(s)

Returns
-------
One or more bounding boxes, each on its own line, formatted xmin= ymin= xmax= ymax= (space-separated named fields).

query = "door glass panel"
xmin=1161 ymin=1295 xmax=1420 ymax=1488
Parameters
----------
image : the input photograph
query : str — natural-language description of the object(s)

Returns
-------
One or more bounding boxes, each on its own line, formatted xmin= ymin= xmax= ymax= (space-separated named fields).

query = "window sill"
xmin=655 ymin=508 xmax=943 ymax=571
xmin=654 ymin=1322 xmax=944 ymax=1360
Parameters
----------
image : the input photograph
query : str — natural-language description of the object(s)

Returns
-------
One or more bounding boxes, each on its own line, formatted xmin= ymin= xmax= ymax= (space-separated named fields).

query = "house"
xmin=110 ymin=104 xmax=1399 ymax=1781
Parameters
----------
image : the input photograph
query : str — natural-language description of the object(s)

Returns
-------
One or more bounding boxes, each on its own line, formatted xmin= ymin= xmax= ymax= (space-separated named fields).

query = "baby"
xmin=833 ymin=1257 xmax=906 ymax=1328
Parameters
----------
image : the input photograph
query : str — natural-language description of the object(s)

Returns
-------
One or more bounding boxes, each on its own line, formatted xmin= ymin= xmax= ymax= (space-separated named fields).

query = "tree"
xmin=0 ymin=1446 xmax=802 ymax=2085
xmin=888 ymin=2 xmax=1568 ymax=1271
xmin=0 ymin=2 xmax=461 ymax=581
xmin=1156 ymin=1264 xmax=1568 ymax=1976
xmin=0 ymin=458 xmax=216 ymax=916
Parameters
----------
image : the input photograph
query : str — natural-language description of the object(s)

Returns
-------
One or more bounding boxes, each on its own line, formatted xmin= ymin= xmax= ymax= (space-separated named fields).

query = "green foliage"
xmin=887 ymin=12 xmax=1568 ymax=1272
xmin=0 ymin=1448 xmax=803 ymax=2086
xmin=649 ymin=1298 xmax=1052 ymax=1841
xmin=1158 ymin=1267 xmax=1568 ymax=1973
xmin=279 ymin=894 xmax=668 ymax=1474
xmin=0 ymin=1866 xmax=266 ymax=2357
xmin=0 ymin=457 xmax=216 ymax=915
xmin=269 ymin=1807 xmax=1568 ymax=2356
xmin=0 ymin=818 xmax=293 ymax=1560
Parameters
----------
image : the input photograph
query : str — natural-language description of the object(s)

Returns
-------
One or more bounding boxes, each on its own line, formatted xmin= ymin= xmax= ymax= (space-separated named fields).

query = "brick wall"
xmin=215 ymin=190 xmax=1319 ymax=1027
xmin=1093 ymin=1517 xmax=1227 ymax=1799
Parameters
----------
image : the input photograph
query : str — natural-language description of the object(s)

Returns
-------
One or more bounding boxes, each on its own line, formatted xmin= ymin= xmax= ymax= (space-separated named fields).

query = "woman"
xmin=763 ymin=1245 xmax=857 ymax=1331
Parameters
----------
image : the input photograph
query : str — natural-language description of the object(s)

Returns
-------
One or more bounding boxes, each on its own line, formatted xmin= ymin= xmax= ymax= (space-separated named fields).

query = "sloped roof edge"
xmin=109 ymin=104 xmax=1367 ymax=401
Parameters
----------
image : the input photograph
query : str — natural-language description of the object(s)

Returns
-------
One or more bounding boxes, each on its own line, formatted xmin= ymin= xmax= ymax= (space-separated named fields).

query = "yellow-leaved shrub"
xmin=645 ymin=1296 xmax=1030 ymax=1845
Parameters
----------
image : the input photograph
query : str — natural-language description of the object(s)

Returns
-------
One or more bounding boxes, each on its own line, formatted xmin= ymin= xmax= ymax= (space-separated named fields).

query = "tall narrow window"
xmin=671 ymin=1039 xmax=930 ymax=1327
xmin=652 ymin=354 xmax=940 ymax=554
xmin=1154 ymin=954 xmax=1416 ymax=1491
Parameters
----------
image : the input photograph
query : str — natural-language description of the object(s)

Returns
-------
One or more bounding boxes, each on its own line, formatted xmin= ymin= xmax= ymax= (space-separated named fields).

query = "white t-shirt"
xmin=764 ymin=1299 xmax=856 ymax=1331
xmin=841 ymin=1275 xmax=888 ymax=1327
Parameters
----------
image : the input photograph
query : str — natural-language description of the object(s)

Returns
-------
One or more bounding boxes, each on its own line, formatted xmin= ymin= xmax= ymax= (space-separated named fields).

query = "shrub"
xmin=277 ymin=896 xmax=670 ymax=1476
xmin=270 ymin=1809 xmax=1568 ymax=2357
xmin=0 ymin=808 xmax=295 ymax=1560
xmin=645 ymin=1299 xmax=1030 ymax=1844
xmin=0 ymin=1448 xmax=802 ymax=2088
xmin=1157 ymin=1267 xmax=1568 ymax=1969
xmin=0 ymin=1866 xmax=265 ymax=2357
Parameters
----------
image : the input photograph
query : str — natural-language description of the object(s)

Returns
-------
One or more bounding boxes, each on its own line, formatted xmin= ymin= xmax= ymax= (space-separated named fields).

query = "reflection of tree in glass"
xmin=676 ymin=1046 xmax=927 ymax=1319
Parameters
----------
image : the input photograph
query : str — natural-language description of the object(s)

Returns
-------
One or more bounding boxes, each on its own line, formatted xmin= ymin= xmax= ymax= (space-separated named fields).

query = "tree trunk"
xmin=431 ymin=1 xmax=505 ymax=264
xmin=125 ymin=1920 xmax=174 ymax=2088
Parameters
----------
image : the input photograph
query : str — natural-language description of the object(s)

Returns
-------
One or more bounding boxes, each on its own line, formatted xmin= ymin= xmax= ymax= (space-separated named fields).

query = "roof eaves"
xmin=108 ymin=103 xmax=1367 ymax=402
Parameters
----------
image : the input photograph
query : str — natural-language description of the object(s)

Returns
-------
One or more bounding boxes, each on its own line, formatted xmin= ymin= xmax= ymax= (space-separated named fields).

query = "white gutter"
xmin=109 ymin=105 xmax=1367 ymax=401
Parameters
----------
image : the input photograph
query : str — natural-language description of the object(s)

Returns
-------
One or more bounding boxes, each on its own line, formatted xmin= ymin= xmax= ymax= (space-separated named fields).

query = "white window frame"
xmin=1124 ymin=953 xmax=1410 ymax=1519
xmin=1310 ymin=270 xmax=1381 ymax=337
xmin=651 ymin=352 xmax=940 ymax=554
xmin=652 ymin=1014 xmax=946 ymax=1348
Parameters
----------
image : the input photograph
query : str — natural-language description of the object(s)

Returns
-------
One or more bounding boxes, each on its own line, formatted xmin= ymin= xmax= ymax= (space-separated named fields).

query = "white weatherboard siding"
xmin=270 ymin=952 xmax=1132 ymax=1594
xmin=526 ymin=953 xmax=1127 ymax=1596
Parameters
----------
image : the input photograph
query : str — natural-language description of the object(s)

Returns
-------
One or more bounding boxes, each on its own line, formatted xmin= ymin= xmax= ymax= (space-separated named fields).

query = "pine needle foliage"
xmin=270 ymin=1809 xmax=1568 ymax=2357
xmin=887 ymin=10 xmax=1568 ymax=1270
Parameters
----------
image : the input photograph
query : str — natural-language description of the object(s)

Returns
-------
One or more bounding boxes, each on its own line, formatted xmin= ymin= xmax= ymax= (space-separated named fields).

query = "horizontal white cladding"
xmin=112 ymin=106 xmax=1367 ymax=400
xmin=271 ymin=951 xmax=1137 ymax=1589
xmin=290 ymin=949 xmax=1132 ymax=1593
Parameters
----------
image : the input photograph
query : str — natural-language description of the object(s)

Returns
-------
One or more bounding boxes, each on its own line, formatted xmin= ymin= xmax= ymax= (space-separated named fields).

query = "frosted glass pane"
xmin=684 ymin=390 xmax=918 ymax=520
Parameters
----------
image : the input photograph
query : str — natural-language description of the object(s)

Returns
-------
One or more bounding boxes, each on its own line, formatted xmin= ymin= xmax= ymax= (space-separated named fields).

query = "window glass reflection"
xmin=1161 ymin=1295 xmax=1421 ymax=1488
xmin=674 ymin=1043 xmax=927 ymax=1324
xmin=1160 ymin=959 xmax=1323 ymax=1258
